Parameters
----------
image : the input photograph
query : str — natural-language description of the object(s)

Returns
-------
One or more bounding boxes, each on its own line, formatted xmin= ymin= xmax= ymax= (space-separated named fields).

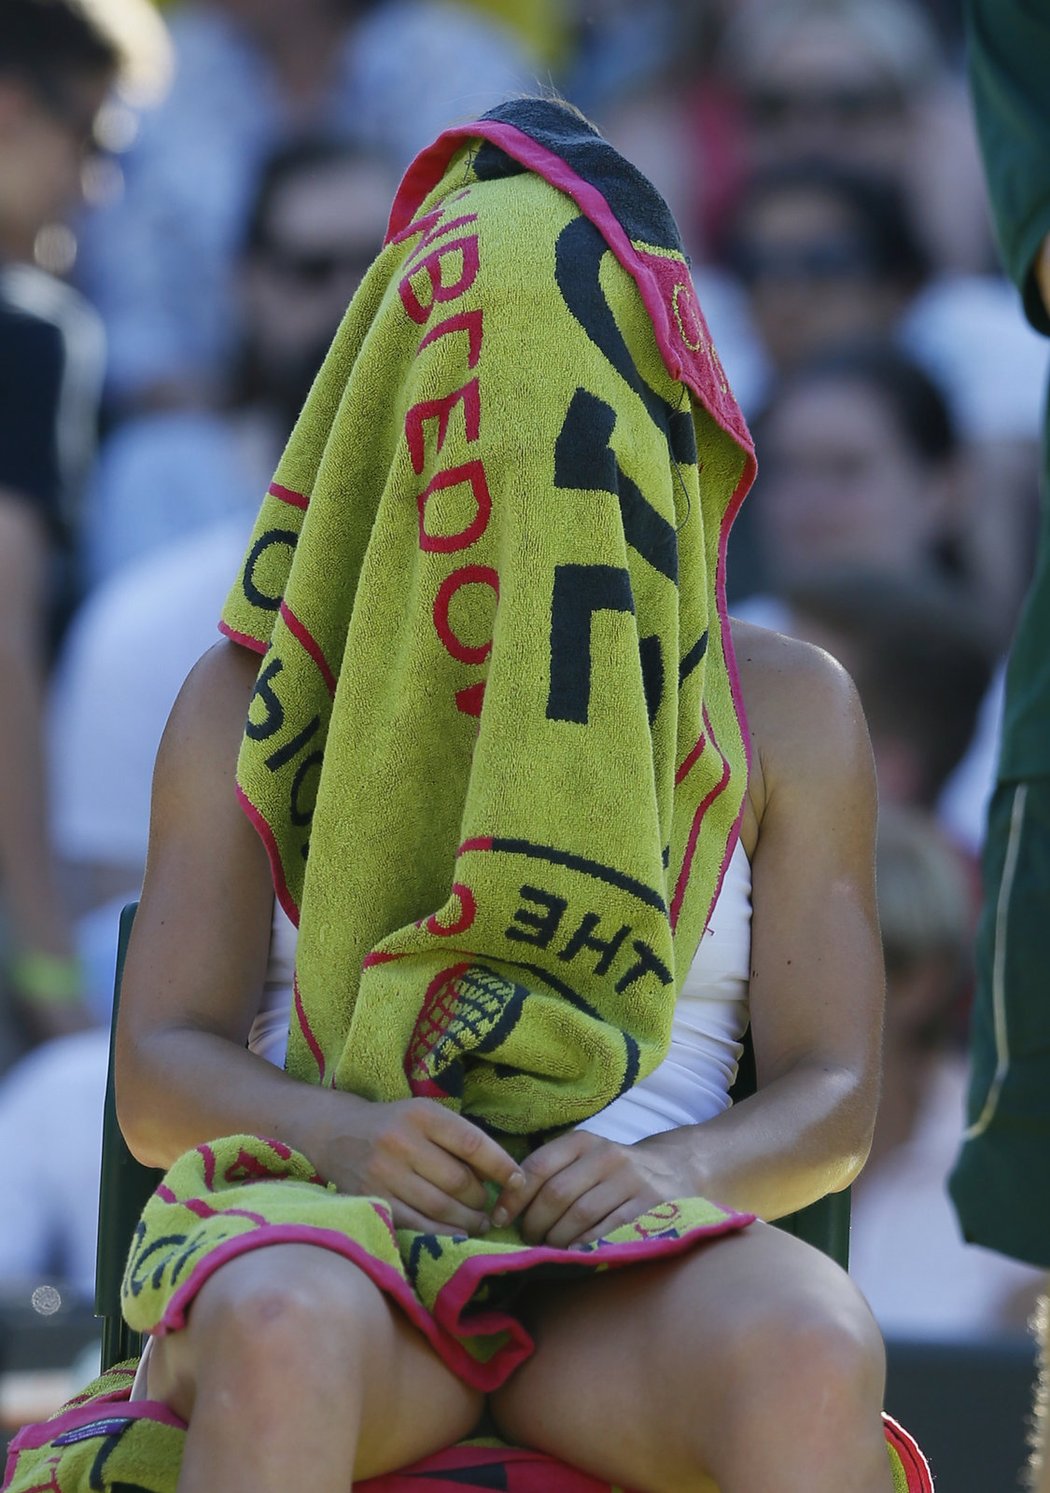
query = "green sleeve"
xmin=966 ymin=0 xmax=1050 ymax=335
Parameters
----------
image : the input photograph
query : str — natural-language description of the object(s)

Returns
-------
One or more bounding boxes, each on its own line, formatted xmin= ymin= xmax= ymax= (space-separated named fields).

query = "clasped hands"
xmin=326 ymin=1096 xmax=685 ymax=1248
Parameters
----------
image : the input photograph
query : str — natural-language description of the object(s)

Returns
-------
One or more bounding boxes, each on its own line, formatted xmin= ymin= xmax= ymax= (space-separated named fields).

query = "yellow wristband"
xmin=10 ymin=951 xmax=82 ymax=1004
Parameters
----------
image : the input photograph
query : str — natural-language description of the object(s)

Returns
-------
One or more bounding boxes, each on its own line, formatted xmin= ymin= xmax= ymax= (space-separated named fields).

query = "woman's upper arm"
xmin=739 ymin=628 xmax=883 ymax=1099
xmin=115 ymin=640 xmax=274 ymax=1073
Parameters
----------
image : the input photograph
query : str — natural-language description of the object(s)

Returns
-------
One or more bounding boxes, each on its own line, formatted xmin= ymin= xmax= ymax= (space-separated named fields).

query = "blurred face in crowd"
xmin=740 ymin=20 xmax=912 ymax=179
xmin=732 ymin=185 xmax=906 ymax=372
xmin=0 ymin=69 xmax=109 ymax=255
xmin=756 ymin=376 xmax=951 ymax=586
xmin=239 ymin=153 xmax=394 ymax=414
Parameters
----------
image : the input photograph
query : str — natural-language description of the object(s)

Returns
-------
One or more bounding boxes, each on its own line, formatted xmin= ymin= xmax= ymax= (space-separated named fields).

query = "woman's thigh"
xmin=489 ymin=1221 xmax=886 ymax=1493
xmin=146 ymin=1242 xmax=484 ymax=1481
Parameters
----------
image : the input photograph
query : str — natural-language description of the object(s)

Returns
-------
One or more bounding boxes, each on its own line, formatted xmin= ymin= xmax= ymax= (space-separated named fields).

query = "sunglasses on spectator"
xmin=732 ymin=237 xmax=879 ymax=286
xmin=262 ymin=245 xmax=377 ymax=286
xmin=746 ymin=84 xmax=904 ymax=128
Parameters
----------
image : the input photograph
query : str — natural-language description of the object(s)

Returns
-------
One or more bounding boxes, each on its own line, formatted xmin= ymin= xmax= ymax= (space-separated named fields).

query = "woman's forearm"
xmin=117 ymin=1024 xmax=525 ymax=1237
xmin=636 ymin=1060 xmax=876 ymax=1220
xmin=117 ymin=1025 xmax=362 ymax=1173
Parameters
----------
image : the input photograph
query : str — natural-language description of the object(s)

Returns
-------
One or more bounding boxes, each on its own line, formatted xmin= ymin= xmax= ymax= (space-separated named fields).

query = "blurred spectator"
xmin=0 ymin=0 xmax=119 ymax=1057
xmin=75 ymin=0 xmax=535 ymax=413
xmin=81 ymin=135 xmax=396 ymax=584
xmin=717 ymin=158 xmax=929 ymax=409
xmin=736 ymin=333 xmax=1040 ymax=663
xmin=0 ymin=1026 xmax=109 ymax=1300
xmin=596 ymin=0 xmax=987 ymax=271
xmin=595 ymin=6 xmax=1047 ymax=507
xmin=850 ymin=805 xmax=1044 ymax=1338
xmin=783 ymin=568 xmax=996 ymax=837
xmin=719 ymin=0 xmax=941 ymax=180
xmin=733 ymin=343 xmax=966 ymax=605
xmin=713 ymin=0 xmax=991 ymax=276
xmin=704 ymin=153 xmax=1047 ymax=506
xmin=50 ymin=515 xmax=249 ymax=980
xmin=903 ymin=275 xmax=1047 ymax=647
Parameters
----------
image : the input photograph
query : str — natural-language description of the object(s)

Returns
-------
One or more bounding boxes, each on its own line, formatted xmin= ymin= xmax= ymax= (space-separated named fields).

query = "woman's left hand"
xmin=489 ymin=1130 xmax=683 ymax=1248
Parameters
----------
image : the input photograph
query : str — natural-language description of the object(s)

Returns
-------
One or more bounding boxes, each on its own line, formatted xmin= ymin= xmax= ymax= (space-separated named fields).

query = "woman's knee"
xmin=182 ymin=1243 xmax=385 ymax=1380
xmin=724 ymin=1259 xmax=886 ymax=1420
xmin=152 ymin=1242 xmax=482 ymax=1475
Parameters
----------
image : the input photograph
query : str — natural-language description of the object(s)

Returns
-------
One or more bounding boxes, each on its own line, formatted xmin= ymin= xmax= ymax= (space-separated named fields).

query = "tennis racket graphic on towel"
xmin=406 ymin=962 xmax=529 ymax=1100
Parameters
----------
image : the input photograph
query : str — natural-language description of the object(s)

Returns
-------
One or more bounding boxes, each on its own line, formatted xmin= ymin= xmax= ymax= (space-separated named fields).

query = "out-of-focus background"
xmin=0 ymin=2 xmax=1045 ymax=1487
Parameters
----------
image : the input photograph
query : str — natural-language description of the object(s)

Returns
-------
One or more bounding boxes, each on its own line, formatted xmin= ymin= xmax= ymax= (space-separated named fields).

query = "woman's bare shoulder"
xmin=148 ymin=639 xmax=263 ymax=837
xmin=159 ymin=639 xmax=261 ymax=761
xmin=729 ymin=616 xmax=860 ymax=716
xmin=169 ymin=637 xmax=261 ymax=722
xmin=728 ymin=617 xmax=875 ymax=826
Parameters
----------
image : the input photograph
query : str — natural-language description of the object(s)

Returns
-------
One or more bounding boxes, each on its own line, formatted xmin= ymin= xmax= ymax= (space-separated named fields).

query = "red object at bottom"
xmin=358 ymin=1413 xmax=935 ymax=1493
xmin=358 ymin=1442 xmax=623 ymax=1492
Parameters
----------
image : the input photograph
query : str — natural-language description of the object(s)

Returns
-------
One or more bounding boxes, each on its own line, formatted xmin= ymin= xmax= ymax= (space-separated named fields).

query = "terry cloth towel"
xmin=220 ymin=97 xmax=756 ymax=1133
xmin=3 ymin=1363 xmax=935 ymax=1492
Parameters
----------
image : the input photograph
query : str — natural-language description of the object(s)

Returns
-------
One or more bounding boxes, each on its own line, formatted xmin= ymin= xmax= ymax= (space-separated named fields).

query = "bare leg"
xmin=147 ymin=1243 xmax=483 ymax=1493
xmin=490 ymin=1221 xmax=892 ymax=1493
xmin=1029 ymin=1282 xmax=1050 ymax=1492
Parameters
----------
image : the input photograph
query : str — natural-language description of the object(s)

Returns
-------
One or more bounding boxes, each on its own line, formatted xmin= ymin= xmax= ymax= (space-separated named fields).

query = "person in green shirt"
xmin=949 ymin=1 xmax=1050 ymax=1484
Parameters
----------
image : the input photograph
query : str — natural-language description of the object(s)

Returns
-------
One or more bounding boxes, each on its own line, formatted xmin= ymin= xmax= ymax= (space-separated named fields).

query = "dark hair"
xmin=727 ymin=158 xmax=930 ymax=290
xmin=786 ymin=566 xmax=994 ymax=805
xmin=230 ymin=135 xmax=395 ymax=420
xmin=0 ymin=0 xmax=119 ymax=94
xmin=240 ymin=136 xmax=391 ymax=258
xmin=772 ymin=338 xmax=957 ymax=468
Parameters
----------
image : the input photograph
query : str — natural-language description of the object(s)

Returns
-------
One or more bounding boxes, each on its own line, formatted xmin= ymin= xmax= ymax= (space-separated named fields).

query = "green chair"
xmin=94 ymin=902 xmax=850 ymax=1372
xmin=95 ymin=902 xmax=162 ymax=1370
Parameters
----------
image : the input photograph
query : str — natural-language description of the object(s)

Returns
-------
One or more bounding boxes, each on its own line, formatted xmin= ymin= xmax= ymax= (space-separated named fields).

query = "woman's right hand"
xmin=317 ymin=1094 xmax=526 ymax=1236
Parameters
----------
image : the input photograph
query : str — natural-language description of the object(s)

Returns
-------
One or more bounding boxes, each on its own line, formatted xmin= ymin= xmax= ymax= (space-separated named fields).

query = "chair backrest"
xmin=95 ymin=901 xmax=162 ymax=1370
xmin=95 ymin=903 xmax=850 ymax=1371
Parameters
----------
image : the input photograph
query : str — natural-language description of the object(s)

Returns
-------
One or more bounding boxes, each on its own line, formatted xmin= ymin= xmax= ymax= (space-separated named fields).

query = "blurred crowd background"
xmin=0 ymin=0 xmax=1047 ymax=1447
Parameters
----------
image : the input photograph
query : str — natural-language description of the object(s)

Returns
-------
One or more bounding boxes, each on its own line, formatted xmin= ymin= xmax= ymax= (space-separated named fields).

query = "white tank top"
xmin=249 ymin=839 xmax=752 ymax=1142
